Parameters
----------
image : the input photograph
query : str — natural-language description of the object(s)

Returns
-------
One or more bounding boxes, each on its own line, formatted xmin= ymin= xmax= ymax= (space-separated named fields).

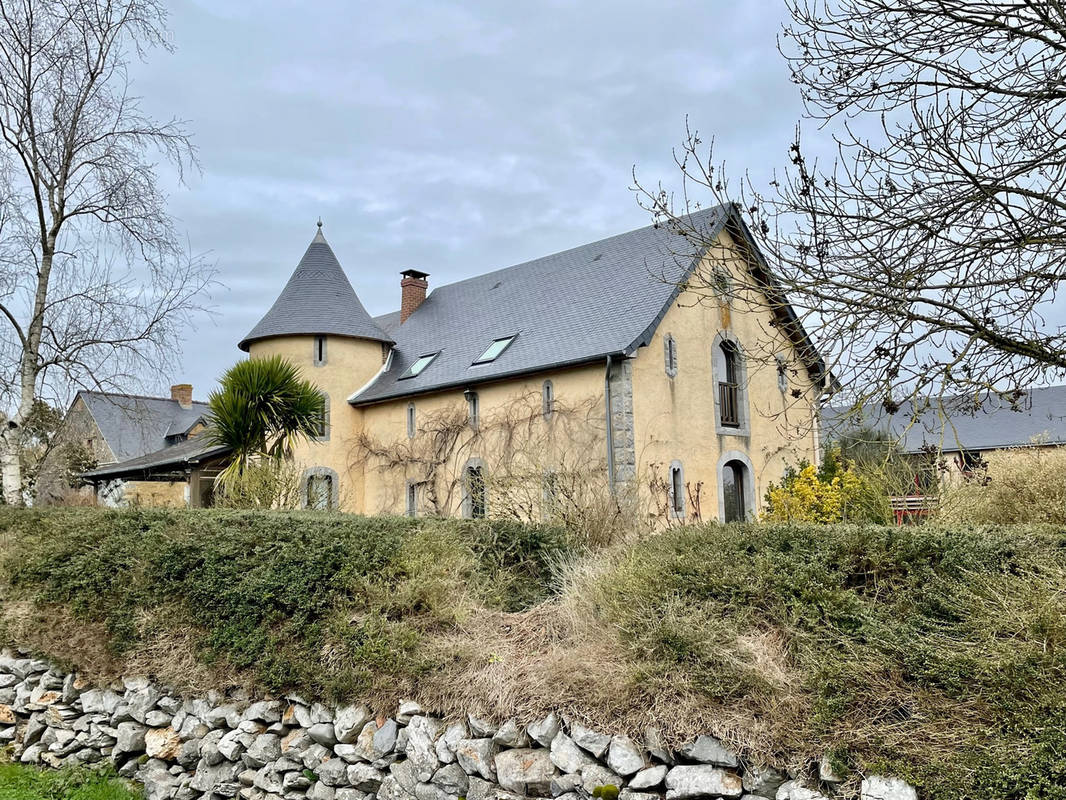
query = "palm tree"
xmin=206 ymin=355 xmax=324 ymax=492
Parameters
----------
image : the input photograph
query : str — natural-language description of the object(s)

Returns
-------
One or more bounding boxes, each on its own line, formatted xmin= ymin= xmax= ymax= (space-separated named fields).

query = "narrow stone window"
xmin=664 ymin=334 xmax=678 ymax=378
xmin=313 ymin=335 xmax=327 ymax=367
xmin=776 ymin=354 xmax=788 ymax=393
xmin=466 ymin=390 xmax=480 ymax=430
xmin=464 ymin=462 xmax=487 ymax=519
xmin=405 ymin=480 xmax=418 ymax=517
xmin=669 ymin=460 xmax=685 ymax=520
xmin=542 ymin=380 xmax=555 ymax=419
xmin=406 ymin=403 xmax=416 ymax=438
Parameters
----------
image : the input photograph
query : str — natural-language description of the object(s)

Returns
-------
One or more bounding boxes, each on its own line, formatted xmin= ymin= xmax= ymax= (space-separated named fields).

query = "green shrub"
xmin=0 ymin=508 xmax=575 ymax=698
xmin=590 ymin=522 xmax=1066 ymax=800
xmin=939 ymin=445 xmax=1066 ymax=524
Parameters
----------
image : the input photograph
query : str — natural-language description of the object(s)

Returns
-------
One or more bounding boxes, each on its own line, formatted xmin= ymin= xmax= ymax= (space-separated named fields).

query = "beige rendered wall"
xmin=357 ymin=364 xmax=608 ymax=518
xmin=629 ymin=228 xmax=822 ymax=524
xmin=248 ymin=334 xmax=386 ymax=511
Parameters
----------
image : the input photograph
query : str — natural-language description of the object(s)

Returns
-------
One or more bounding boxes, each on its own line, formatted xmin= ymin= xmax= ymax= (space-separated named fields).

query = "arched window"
xmin=406 ymin=403 xmax=416 ymax=439
xmin=542 ymin=380 xmax=555 ymax=419
xmin=722 ymin=460 xmax=747 ymax=523
xmin=664 ymin=334 xmax=678 ymax=378
xmin=713 ymin=334 xmax=747 ymax=434
xmin=463 ymin=460 xmax=487 ymax=519
xmin=668 ymin=460 xmax=685 ymax=520
xmin=466 ymin=390 xmax=480 ymax=430
xmin=304 ymin=467 xmax=338 ymax=511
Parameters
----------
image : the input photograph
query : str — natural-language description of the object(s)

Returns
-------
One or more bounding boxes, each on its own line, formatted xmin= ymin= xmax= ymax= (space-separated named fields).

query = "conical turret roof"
xmin=239 ymin=225 xmax=393 ymax=351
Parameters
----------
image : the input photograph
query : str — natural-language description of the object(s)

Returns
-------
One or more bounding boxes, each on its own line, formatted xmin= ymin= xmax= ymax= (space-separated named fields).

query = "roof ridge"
xmin=415 ymin=206 xmax=728 ymax=298
xmin=79 ymin=389 xmax=209 ymax=406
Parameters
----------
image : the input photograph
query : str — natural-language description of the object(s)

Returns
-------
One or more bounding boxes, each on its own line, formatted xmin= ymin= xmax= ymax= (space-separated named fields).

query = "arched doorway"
xmin=722 ymin=460 xmax=747 ymax=523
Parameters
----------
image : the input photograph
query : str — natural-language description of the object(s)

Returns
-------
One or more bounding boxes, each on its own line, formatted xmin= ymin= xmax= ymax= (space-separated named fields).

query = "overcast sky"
xmin=132 ymin=0 xmax=808 ymax=396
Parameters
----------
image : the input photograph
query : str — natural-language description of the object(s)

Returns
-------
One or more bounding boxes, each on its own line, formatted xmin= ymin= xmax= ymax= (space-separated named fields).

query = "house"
xmin=822 ymin=387 xmax=1066 ymax=522
xmin=41 ymin=386 xmax=227 ymax=507
xmin=823 ymin=387 xmax=1066 ymax=476
xmin=85 ymin=203 xmax=832 ymax=523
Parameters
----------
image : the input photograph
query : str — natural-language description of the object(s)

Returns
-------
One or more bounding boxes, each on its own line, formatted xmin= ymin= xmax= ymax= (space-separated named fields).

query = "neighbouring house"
xmin=87 ymin=203 xmax=833 ymax=522
xmin=822 ymin=387 xmax=1066 ymax=521
xmin=41 ymin=386 xmax=229 ymax=507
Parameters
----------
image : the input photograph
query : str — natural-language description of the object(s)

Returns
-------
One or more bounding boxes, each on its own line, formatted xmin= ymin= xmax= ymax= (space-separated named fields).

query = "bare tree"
xmin=0 ymin=0 xmax=214 ymax=504
xmin=636 ymin=0 xmax=1066 ymax=424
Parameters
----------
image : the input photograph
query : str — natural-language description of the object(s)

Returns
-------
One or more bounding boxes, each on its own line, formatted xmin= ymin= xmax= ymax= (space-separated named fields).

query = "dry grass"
xmin=939 ymin=444 xmax=1066 ymax=524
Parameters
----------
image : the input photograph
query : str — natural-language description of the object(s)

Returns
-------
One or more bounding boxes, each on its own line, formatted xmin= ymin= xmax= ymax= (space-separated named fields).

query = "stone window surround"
xmin=711 ymin=331 xmax=750 ymax=437
xmin=664 ymin=333 xmax=678 ymax=378
xmin=405 ymin=479 xmax=418 ymax=517
xmin=716 ymin=449 xmax=755 ymax=523
xmin=668 ymin=458 xmax=685 ymax=520
xmin=313 ymin=335 xmax=327 ymax=367
xmin=406 ymin=402 xmax=416 ymax=439
xmin=301 ymin=466 xmax=339 ymax=510
xmin=461 ymin=457 xmax=487 ymax=519
xmin=542 ymin=380 xmax=554 ymax=420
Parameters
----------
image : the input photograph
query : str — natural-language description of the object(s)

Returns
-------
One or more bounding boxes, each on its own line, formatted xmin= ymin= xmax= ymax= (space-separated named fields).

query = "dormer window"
xmin=473 ymin=335 xmax=516 ymax=365
xmin=399 ymin=351 xmax=440 ymax=380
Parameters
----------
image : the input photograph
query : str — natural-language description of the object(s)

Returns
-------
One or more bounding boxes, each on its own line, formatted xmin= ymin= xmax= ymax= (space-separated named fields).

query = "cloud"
xmin=127 ymin=0 xmax=807 ymax=394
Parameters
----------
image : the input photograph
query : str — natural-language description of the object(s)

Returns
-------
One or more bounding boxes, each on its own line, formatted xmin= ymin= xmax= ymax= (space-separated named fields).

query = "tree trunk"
xmin=0 ymin=423 xmax=21 ymax=505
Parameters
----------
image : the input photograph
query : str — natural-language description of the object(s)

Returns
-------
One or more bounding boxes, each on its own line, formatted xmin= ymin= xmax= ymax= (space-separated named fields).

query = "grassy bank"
xmin=0 ymin=763 xmax=140 ymax=800
xmin=1 ymin=508 xmax=1064 ymax=799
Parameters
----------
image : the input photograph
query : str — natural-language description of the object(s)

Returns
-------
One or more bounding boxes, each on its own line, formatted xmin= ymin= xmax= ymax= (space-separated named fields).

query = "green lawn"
xmin=0 ymin=763 xmax=141 ymax=800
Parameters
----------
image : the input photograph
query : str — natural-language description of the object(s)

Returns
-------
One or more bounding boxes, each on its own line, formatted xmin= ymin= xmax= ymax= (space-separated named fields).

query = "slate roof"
xmin=79 ymin=391 xmax=210 ymax=463
xmin=82 ymin=436 xmax=231 ymax=481
xmin=351 ymin=204 xmax=827 ymax=405
xmin=239 ymin=226 xmax=393 ymax=351
xmin=822 ymin=385 xmax=1066 ymax=453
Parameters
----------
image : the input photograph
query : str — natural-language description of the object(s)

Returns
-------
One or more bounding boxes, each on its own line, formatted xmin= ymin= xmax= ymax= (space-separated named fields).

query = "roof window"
xmin=399 ymin=352 xmax=440 ymax=379
xmin=473 ymin=335 xmax=516 ymax=365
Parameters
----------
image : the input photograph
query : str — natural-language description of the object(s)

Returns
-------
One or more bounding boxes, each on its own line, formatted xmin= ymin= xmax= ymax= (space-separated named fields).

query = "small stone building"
xmin=39 ymin=386 xmax=223 ymax=507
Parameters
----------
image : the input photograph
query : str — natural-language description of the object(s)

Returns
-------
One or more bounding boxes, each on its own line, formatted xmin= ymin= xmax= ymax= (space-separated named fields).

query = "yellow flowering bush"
xmin=762 ymin=449 xmax=870 ymax=523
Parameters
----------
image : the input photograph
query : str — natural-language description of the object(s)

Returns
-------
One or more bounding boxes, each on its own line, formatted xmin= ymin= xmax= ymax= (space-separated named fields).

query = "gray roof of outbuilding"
xmin=79 ymin=391 xmax=210 ymax=462
xmin=239 ymin=227 xmax=393 ymax=351
xmin=82 ymin=435 xmax=231 ymax=481
xmin=352 ymin=206 xmax=744 ymax=404
xmin=822 ymin=385 xmax=1066 ymax=453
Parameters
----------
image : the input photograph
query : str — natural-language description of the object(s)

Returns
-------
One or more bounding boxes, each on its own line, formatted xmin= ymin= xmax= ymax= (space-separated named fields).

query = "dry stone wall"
xmin=0 ymin=651 xmax=917 ymax=800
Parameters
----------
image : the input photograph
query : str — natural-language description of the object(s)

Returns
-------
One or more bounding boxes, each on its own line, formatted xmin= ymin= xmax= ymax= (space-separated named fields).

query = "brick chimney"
xmin=170 ymin=383 xmax=193 ymax=409
xmin=400 ymin=269 xmax=429 ymax=324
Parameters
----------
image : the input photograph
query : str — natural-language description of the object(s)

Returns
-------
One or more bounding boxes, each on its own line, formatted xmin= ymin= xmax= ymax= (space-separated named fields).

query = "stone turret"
xmin=239 ymin=222 xmax=393 ymax=352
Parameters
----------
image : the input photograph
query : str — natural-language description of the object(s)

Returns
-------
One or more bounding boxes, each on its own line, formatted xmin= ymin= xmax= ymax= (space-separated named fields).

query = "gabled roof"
xmin=79 ymin=391 xmax=210 ymax=463
xmin=239 ymin=225 xmax=393 ymax=351
xmin=352 ymin=204 xmax=828 ymax=405
xmin=82 ymin=436 xmax=231 ymax=481
xmin=822 ymin=385 xmax=1066 ymax=453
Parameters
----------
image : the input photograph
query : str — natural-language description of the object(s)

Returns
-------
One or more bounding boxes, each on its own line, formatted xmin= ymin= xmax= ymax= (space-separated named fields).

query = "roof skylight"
xmin=399 ymin=352 xmax=440 ymax=379
xmin=473 ymin=335 xmax=517 ymax=365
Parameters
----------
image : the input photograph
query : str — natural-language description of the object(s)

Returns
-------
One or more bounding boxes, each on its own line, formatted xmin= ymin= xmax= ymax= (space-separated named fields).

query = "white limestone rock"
xmin=549 ymin=732 xmax=596 ymax=774
xmin=607 ymin=736 xmax=645 ymax=776
xmin=405 ymin=715 xmax=442 ymax=781
xmin=665 ymin=764 xmax=744 ymax=799
xmin=860 ymin=776 xmax=918 ymax=800
xmin=678 ymin=735 xmax=738 ymax=768
xmin=348 ymin=763 xmax=385 ymax=792
xmin=435 ymin=721 xmax=468 ymax=764
xmin=454 ymin=738 xmax=498 ymax=781
xmin=629 ymin=765 xmax=668 ymax=790
xmin=318 ymin=757 xmax=351 ymax=787
xmin=570 ymin=724 xmax=611 ymax=758
xmin=527 ymin=713 xmax=560 ymax=748
xmin=495 ymin=748 xmax=557 ymax=797
xmin=431 ymin=762 xmax=469 ymax=795
xmin=492 ymin=719 xmax=530 ymax=748
xmin=335 ymin=705 xmax=372 ymax=744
